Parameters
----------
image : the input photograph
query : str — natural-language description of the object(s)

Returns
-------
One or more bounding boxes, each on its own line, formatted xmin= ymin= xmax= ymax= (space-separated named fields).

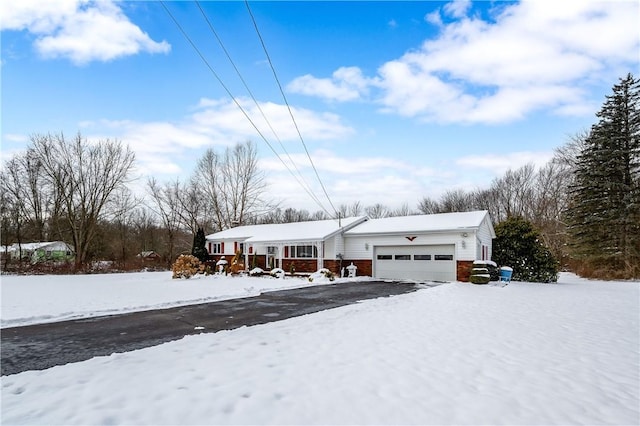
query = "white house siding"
xmin=327 ymin=233 xmax=354 ymax=260
xmin=343 ymin=235 xmax=374 ymax=260
xmin=344 ymin=232 xmax=472 ymax=260
xmin=476 ymin=216 xmax=494 ymax=259
xmin=457 ymin=231 xmax=478 ymax=260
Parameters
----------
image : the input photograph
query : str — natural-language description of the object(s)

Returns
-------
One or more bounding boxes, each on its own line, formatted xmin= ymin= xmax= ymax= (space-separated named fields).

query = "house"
xmin=205 ymin=216 xmax=368 ymax=272
xmin=137 ymin=251 xmax=161 ymax=261
xmin=342 ymin=211 xmax=495 ymax=282
xmin=205 ymin=210 xmax=495 ymax=282
xmin=4 ymin=241 xmax=74 ymax=264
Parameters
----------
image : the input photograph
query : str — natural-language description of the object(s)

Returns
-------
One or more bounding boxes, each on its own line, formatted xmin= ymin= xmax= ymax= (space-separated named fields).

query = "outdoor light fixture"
xmin=462 ymin=232 xmax=468 ymax=238
xmin=365 ymin=243 xmax=369 ymax=250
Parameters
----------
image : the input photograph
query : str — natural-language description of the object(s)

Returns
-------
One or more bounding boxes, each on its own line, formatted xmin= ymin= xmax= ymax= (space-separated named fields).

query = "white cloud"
xmin=84 ymin=98 xmax=353 ymax=177
xmin=2 ymin=134 xmax=29 ymax=143
xmin=287 ymin=67 xmax=375 ymax=102
xmin=0 ymin=0 xmax=169 ymax=65
xmin=443 ymin=0 xmax=471 ymax=19
xmin=260 ymin=148 xmax=443 ymax=212
xmin=424 ymin=10 xmax=442 ymax=26
xmin=456 ymin=151 xmax=554 ymax=176
xmin=291 ymin=0 xmax=639 ymax=124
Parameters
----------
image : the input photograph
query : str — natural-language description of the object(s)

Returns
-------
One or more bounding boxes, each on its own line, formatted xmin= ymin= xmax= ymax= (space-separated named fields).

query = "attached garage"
xmin=374 ymin=244 xmax=455 ymax=282
xmin=343 ymin=211 xmax=495 ymax=282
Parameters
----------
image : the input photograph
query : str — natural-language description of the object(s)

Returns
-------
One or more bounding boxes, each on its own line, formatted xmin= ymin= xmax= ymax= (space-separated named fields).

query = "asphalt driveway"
xmin=1 ymin=280 xmax=436 ymax=376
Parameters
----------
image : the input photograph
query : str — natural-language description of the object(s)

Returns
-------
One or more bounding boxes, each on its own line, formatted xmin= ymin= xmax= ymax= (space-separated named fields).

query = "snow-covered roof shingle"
xmin=206 ymin=216 xmax=367 ymax=244
xmin=344 ymin=211 xmax=492 ymax=235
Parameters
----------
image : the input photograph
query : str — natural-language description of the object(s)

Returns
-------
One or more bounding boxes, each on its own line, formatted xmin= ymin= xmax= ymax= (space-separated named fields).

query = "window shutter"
xmin=221 ymin=242 xmax=225 ymax=254
xmin=234 ymin=241 xmax=238 ymax=254
xmin=284 ymin=246 xmax=289 ymax=257
xmin=208 ymin=242 xmax=212 ymax=254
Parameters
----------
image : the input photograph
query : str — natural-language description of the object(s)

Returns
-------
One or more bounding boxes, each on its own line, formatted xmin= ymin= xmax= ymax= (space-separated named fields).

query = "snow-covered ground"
xmin=1 ymin=272 xmax=638 ymax=425
xmin=0 ymin=270 xmax=355 ymax=328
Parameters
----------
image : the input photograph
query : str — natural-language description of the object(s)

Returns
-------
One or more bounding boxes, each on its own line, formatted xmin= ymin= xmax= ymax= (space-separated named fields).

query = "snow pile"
xmin=308 ymin=268 xmax=336 ymax=283
xmin=1 ymin=272 xmax=638 ymax=425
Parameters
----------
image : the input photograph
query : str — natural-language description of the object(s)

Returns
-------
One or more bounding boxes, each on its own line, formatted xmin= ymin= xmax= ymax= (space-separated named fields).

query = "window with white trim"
xmin=287 ymin=245 xmax=318 ymax=258
xmin=210 ymin=242 xmax=222 ymax=254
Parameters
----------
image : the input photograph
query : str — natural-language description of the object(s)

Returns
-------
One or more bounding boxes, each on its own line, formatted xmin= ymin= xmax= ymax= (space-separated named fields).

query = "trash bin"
xmin=499 ymin=266 xmax=513 ymax=283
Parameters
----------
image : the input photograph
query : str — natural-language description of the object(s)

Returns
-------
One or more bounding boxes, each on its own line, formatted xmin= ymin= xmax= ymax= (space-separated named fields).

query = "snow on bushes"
xmin=270 ymin=268 xmax=285 ymax=279
xmin=249 ymin=267 xmax=264 ymax=276
xmin=309 ymin=268 xmax=335 ymax=283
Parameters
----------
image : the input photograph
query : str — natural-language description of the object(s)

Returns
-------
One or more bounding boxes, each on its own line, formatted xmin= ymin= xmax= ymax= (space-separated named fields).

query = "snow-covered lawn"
xmin=1 ymin=272 xmax=638 ymax=425
xmin=0 ymin=271 xmax=350 ymax=328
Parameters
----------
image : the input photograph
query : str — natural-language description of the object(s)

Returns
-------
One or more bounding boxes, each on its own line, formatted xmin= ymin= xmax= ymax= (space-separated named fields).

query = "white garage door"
xmin=374 ymin=244 xmax=456 ymax=282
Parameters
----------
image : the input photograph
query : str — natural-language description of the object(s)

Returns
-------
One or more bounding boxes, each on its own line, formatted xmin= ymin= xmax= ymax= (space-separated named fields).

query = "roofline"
xmin=206 ymin=216 xmax=368 ymax=244
xmin=345 ymin=226 xmax=482 ymax=237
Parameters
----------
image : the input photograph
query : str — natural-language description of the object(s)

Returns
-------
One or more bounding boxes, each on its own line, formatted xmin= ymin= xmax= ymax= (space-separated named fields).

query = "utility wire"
xmin=194 ymin=1 xmax=328 ymax=214
xmin=244 ymin=0 xmax=339 ymax=218
xmin=160 ymin=1 xmax=333 ymax=218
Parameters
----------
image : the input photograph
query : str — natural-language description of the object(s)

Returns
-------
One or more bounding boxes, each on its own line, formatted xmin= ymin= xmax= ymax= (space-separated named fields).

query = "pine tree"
xmin=565 ymin=74 xmax=640 ymax=278
xmin=492 ymin=216 xmax=558 ymax=283
xmin=191 ymin=227 xmax=208 ymax=263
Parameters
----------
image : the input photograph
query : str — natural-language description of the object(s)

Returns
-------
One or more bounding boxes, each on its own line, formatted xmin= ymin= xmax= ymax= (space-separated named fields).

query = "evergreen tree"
xmin=565 ymin=74 xmax=640 ymax=278
xmin=191 ymin=227 xmax=208 ymax=263
xmin=492 ymin=216 xmax=558 ymax=283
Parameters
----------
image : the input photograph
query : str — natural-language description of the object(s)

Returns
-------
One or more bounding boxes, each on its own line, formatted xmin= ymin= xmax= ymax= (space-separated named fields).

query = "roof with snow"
xmin=344 ymin=211 xmax=493 ymax=236
xmin=206 ymin=216 xmax=368 ymax=244
xmin=5 ymin=241 xmax=72 ymax=252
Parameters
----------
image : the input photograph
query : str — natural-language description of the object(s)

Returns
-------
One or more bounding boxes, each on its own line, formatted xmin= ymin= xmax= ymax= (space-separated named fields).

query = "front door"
xmin=266 ymin=246 xmax=278 ymax=269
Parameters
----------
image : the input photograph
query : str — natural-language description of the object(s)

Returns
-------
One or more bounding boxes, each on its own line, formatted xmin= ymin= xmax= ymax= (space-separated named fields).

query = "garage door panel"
xmin=374 ymin=245 xmax=455 ymax=282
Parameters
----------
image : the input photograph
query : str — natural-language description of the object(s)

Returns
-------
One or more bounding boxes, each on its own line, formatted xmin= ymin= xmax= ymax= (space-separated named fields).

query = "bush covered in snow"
xmin=469 ymin=265 xmax=491 ymax=284
xmin=270 ymin=268 xmax=286 ymax=279
xmin=249 ymin=267 xmax=264 ymax=277
xmin=172 ymin=254 xmax=202 ymax=279
xmin=308 ymin=268 xmax=335 ymax=283
xmin=473 ymin=260 xmax=498 ymax=281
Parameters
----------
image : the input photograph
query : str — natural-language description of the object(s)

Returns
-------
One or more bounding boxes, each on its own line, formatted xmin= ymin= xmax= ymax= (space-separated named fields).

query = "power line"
xmin=193 ymin=1 xmax=328 ymax=214
xmin=160 ymin=1 xmax=333 ymax=217
xmin=244 ymin=0 xmax=339 ymax=218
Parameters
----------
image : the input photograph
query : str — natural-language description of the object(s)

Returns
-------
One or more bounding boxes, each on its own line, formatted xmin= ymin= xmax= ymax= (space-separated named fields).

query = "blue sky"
xmin=2 ymin=0 xmax=639 ymax=214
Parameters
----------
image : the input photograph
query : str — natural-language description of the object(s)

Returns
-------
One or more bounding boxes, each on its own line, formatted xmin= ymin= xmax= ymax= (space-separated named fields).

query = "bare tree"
xmin=417 ymin=196 xmax=441 ymax=214
xmin=195 ymin=141 xmax=268 ymax=231
xmin=310 ymin=210 xmax=329 ymax=221
xmin=554 ymin=130 xmax=589 ymax=169
xmin=131 ymin=207 xmax=160 ymax=255
xmin=348 ymin=201 xmax=364 ymax=217
xmin=337 ymin=204 xmax=349 ymax=219
xmin=390 ymin=202 xmax=415 ymax=217
xmin=30 ymin=133 xmax=135 ymax=268
xmin=0 ymin=148 xmax=54 ymax=247
xmin=176 ymin=178 xmax=207 ymax=235
xmin=365 ymin=203 xmax=390 ymax=219
xmin=147 ymin=178 xmax=184 ymax=266
xmin=107 ymin=187 xmax=140 ymax=264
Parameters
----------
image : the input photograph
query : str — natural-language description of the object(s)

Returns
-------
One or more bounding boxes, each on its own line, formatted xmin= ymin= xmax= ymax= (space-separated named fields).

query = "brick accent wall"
xmin=247 ymin=254 xmax=267 ymax=270
xmin=282 ymin=259 xmax=318 ymax=273
xmin=457 ymin=260 xmax=474 ymax=282
xmin=340 ymin=259 xmax=373 ymax=277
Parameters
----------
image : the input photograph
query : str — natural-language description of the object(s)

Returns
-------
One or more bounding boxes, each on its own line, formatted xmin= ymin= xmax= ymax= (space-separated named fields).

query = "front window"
xmin=287 ymin=245 xmax=318 ymax=258
xmin=211 ymin=242 xmax=222 ymax=254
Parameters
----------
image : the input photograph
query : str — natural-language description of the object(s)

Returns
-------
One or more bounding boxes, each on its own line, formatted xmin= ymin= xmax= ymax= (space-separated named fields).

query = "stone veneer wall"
xmin=457 ymin=260 xmax=473 ymax=282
